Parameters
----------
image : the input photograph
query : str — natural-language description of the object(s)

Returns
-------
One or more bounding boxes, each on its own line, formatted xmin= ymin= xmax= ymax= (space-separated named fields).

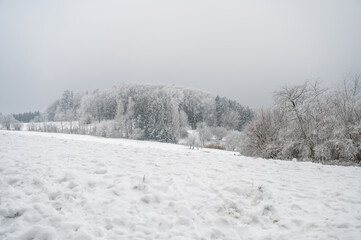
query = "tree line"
xmin=42 ymin=84 xmax=253 ymax=143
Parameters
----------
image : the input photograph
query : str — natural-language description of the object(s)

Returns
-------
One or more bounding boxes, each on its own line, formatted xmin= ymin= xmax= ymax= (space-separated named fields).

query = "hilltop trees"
xmin=43 ymin=84 xmax=253 ymax=142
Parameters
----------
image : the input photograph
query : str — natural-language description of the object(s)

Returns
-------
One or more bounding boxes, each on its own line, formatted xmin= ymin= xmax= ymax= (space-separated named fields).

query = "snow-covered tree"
xmin=197 ymin=122 xmax=212 ymax=147
xmin=224 ymin=130 xmax=242 ymax=151
xmin=0 ymin=114 xmax=21 ymax=130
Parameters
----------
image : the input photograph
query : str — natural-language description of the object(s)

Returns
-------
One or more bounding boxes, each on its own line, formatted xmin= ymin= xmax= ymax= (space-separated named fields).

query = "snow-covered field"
xmin=1 ymin=131 xmax=361 ymax=240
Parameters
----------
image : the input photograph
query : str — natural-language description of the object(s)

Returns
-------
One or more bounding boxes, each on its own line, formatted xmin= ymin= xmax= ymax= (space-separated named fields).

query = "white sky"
xmin=1 ymin=0 xmax=361 ymax=113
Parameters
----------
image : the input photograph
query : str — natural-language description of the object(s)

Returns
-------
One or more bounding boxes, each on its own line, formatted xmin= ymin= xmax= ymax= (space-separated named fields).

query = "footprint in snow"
xmin=6 ymin=177 xmax=21 ymax=186
xmin=87 ymin=181 xmax=96 ymax=188
xmin=68 ymin=181 xmax=78 ymax=189
xmin=58 ymin=173 xmax=75 ymax=183
xmin=94 ymin=169 xmax=107 ymax=174
xmin=176 ymin=216 xmax=191 ymax=226
xmin=48 ymin=190 xmax=62 ymax=200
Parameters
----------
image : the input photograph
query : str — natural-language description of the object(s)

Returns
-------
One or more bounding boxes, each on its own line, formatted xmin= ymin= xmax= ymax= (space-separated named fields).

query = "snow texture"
xmin=1 ymin=131 xmax=361 ymax=240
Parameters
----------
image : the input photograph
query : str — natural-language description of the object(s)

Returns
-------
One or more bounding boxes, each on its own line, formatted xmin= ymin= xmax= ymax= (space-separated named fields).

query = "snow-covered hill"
xmin=1 ymin=131 xmax=361 ymax=240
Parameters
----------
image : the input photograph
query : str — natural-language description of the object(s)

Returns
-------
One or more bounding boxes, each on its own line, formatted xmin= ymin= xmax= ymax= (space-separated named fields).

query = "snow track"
xmin=1 ymin=131 xmax=361 ymax=240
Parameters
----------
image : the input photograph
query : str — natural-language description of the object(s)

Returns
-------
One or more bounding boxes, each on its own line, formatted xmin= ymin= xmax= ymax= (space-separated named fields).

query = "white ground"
xmin=1 ymin=131 xmax=361 ymax=240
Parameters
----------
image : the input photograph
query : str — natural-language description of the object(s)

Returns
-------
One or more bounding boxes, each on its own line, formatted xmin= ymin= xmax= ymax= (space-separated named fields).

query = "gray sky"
xmin=1 ymin=0 xmax=361 ymax=114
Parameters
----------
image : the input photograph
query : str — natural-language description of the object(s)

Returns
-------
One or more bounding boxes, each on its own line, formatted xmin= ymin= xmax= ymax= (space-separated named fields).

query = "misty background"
xmin=1 ymin=0 xmax=360 ymax=114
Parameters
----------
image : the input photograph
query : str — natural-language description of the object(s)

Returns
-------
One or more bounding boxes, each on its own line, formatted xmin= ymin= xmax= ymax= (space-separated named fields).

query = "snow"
xmin=1 ymin=130 xmax=361 ymax=240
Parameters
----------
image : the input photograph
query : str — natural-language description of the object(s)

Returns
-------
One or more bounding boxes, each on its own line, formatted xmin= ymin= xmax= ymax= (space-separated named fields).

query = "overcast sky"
xmin=1 ymin=0 xmax=361 ymax=114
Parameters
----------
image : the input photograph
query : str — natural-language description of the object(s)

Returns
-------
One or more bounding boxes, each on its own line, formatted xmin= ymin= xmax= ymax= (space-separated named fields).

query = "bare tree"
xmin=273 ymin=80 xmax=327 ymax=159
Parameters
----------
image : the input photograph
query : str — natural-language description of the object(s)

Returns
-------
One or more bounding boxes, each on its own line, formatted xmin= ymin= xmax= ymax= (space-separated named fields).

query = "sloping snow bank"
xmin=1 ymin=131 xmax=361 ymax=240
